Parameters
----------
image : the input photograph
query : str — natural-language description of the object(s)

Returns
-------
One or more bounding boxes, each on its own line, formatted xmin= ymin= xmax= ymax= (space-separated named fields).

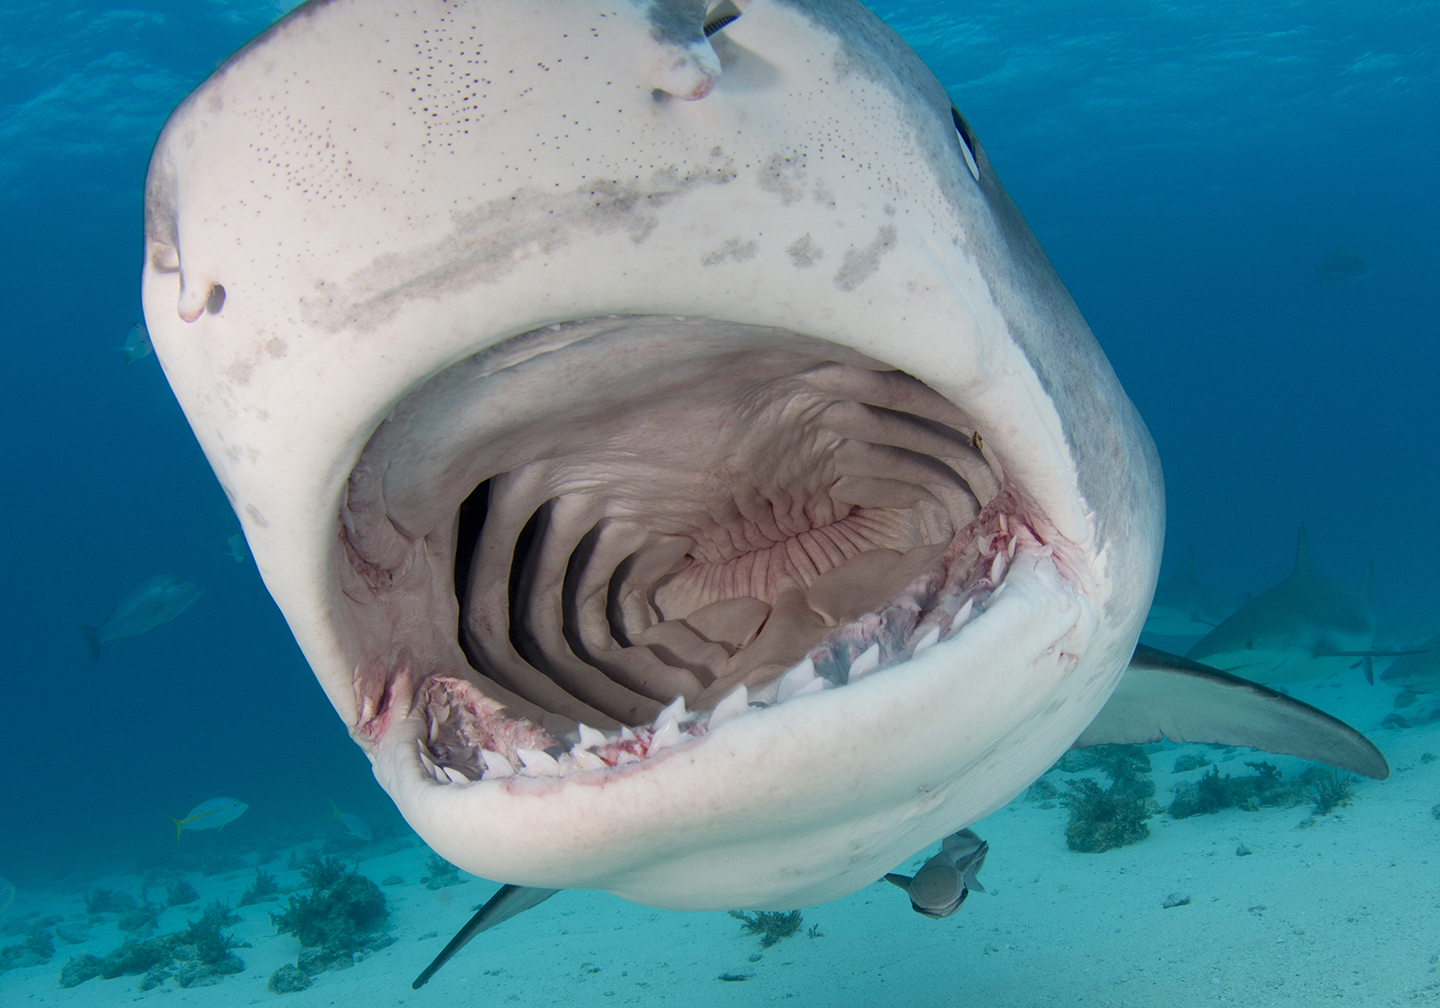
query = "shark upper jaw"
xmin=347 ymin=312 xmax=1107 ymax=910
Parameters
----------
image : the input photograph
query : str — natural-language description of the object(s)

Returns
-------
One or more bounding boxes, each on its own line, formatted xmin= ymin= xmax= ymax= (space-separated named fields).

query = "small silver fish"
xmin=170 ymin=797 xmax=248 ymax=844
xmin=884 ymin=828 xmax=988 ymax=918
xmin=79 ymin=575 xmax=203 ymax=663
xmin=329 ymin=799 xmax=374 ymax=843
xmin=121 ymin=321 xmax=153 ymax=363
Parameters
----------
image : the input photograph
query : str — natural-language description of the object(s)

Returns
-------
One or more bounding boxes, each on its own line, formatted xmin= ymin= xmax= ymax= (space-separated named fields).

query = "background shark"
xmin=1187 ymin=526 xmax=1414 ymax=684
xmin=1144 ymin=546 xmax=1244 ymax=636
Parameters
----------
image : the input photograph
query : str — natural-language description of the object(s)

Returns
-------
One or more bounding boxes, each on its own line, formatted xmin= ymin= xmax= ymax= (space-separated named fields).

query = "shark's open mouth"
xmin=340 ymin=315 xmax=1093 ymax=787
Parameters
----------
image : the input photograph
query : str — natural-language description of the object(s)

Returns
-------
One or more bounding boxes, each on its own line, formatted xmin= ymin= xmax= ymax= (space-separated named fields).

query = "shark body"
xmin=1187 ymin=527 xmax=1411 ymax=684
xmin=142 ymin=0 xmax=1384 ymax=937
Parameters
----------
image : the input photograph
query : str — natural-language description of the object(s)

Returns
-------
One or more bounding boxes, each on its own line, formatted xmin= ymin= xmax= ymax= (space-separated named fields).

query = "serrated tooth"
xmin=949 ymin=598 xmax=975 ymax=635
xmin=570 ymin=746 xmax=607 ymax=771
xmin=427 ymin=715 xmax=440 ymax=743
xmin=648 ymin=719 xmax=683 ymax=753
xmin=912 ymin=625 xmax=941 ymax=657
xmin=440 ymin=765 xmax=468 ymax=785
xmin=789 ymin=676 xmax=826 ymax=699
xmin=653 ymin=695 xmax=687 ymax=729
xmin=577 ymin=723 xmax=607 ymax=749
xmin=707 ymin=684 xmax=750 ymax=730
xmin=417 ymin=742 xmax=440 ymax=778
xmin=480 ymin=749 xmax=514 ymax=778
xmin=848 ymin=643 xmax=881 ymax=682
xmin=516 ymin=748 xmax=561 ymax=776
xmin=620 ymin=726 xmax=637 ymax=742
xmin=1006 ymin=536 xmax=1017 ymax=560
xmin=989 ymin=551 xmax=1007 ymax=584
xmin=776 ymin=657 xmax=818 ymax=703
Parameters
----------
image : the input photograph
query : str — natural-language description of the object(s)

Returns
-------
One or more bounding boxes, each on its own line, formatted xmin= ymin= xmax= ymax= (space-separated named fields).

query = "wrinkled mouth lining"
xmin=340 ymin=316 xmax=1084 ymax=785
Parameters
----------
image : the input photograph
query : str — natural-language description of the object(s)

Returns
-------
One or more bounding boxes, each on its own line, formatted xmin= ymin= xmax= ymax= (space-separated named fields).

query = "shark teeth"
xmin=848 ymin=643 xmax=881 ymax=682
xmin=707 ymin=684 xmax=749 ymax=729
xmin=653 ymin=695 xmax=687 ymax=730
xmin=577 ymin=722 xmax=607 ymax=749
xmin=570 ymin=746 xmax=608 ymax=770
xmin=775 ymin=657 xmax=818 ymax=703
xmin=480 ymin=749 xmax=514 ymax=778
xmin=648 ymin=719 xmax=685 ymax=753
xmin=516 ymin=748 xmax=561 ymax=776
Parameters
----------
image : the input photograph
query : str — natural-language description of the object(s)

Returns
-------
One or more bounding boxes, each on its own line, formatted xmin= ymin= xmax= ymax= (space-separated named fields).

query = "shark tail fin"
xmin=328 ymin=798 xmax=343 ymax=820
xmin=79 ymin=624 xmax=100 ymax=664
xmin=1177 ymin=546 xmax=1197 ymax=582
xmin=1292 ymin=524 xmax=1316 ymax=578
xmin=171 ymin=817 xmax=185 ymax=846
xmin=1360 ymin=560 xmax=1375 ymax=602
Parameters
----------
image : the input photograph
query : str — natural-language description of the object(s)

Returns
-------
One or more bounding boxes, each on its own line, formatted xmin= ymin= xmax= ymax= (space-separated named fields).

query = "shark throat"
xmin=340 ymin=315 xmax=1089 ymax=784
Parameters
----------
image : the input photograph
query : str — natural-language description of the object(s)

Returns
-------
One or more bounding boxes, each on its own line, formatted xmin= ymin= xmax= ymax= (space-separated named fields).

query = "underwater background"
xmin=2 ymin=0 xmax=1436 ymax=1004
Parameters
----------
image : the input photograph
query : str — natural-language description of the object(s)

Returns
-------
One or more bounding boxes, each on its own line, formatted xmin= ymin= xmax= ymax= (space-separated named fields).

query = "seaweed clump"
xmin=1168 ymin=762 xmax=1322 ymax=819
xmin=729 ymin=910 xmax=803 ymax=948
xmin=117 ymin=900 xmax=163 ymax=934
xmin=238 ymin=868 xmax=281 ymax=907
xmin=58 ymin=902 xmax=248 ymax=990
xmin=1309 ymin=770 xmax=1354 ymax=814
xmin=0 ymin=922 xmax=57 ymax=972
xmin=84 ymin=889 xmax=136 ymax=916
xmin=1061 ymin=745 xmax=1157 ymax=852
xmin=269 ymin=857 xmax=392 ymax=984
xmin=421 ymin=854 xmax=464 ymax=890
xmin=165 ymin=880 xmax=200 ymax=907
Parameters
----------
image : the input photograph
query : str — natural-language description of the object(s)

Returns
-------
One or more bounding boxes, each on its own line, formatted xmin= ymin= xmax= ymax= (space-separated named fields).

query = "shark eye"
xmin=703 ymin=0 xmax=743 ymax=37
xmin=951 ymin=107 xmax=981 ymax=183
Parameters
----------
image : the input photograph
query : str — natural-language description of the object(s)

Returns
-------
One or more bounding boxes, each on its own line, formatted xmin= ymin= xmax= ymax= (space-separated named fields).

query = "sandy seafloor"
xmin=3 ymin=674 xmax=1437 ymax=1008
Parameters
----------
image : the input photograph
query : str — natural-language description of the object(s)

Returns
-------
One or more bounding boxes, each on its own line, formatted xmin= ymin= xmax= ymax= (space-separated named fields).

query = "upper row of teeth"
xmin=416 ymin=585 xmax=991 ymax=786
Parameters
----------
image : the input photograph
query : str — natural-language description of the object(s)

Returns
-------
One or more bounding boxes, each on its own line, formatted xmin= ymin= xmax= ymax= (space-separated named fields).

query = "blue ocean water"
xmin=1 ymin=1 xmax=1436 ymax=1004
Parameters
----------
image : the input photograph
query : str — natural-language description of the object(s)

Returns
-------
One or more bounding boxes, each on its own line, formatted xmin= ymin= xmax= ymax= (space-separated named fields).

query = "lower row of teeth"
xmin=417 ymin=512 xmax=1044 ymax=784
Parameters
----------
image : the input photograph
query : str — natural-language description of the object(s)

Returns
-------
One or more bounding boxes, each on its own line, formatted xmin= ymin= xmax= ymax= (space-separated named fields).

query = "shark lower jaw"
xmin=343 ymin=314 xmax=1101 ymax=908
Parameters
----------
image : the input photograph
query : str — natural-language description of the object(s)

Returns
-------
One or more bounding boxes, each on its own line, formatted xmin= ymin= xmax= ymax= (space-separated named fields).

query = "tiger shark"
xmin=142 ymin=0 xmax=1387 ymax=949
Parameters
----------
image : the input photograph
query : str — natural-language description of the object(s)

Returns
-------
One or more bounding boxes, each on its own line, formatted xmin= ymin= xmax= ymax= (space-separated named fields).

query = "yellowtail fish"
xmin=328 ymin=799 xmax=374 ymax=843
xmin=170 ymin=797 xmax=247 ymax=844
xmin=79 ymin=575 xmax=203 ymax=664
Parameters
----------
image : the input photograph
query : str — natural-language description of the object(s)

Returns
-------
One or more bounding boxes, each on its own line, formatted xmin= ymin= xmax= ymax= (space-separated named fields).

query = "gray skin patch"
xmin=701 ymin=238 xmax=758 ymax=266
xmin=758 ymin=151 xmax=808 ymax=205
xmin=786 ymin=234 xmax=824 ymax=268
xmin=832 ymin=225 xmax=896 ymax=291
xmin=298 ymin=158 xmax=740 ymax=334
xmin=645 ymin=0 xmax=708 ymax=46
xmin=245 ymin=503 xmax=269 ymax=529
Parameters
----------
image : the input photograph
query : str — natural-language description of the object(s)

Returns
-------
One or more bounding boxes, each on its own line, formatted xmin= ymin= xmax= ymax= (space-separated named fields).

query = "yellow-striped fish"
xmin=170 ymin=797 xmax=247 ymax=844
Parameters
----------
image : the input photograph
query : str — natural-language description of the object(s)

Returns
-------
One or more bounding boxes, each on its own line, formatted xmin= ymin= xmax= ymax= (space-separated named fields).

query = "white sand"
xmin=3 ymin=678 xmax=1436 ymax=1007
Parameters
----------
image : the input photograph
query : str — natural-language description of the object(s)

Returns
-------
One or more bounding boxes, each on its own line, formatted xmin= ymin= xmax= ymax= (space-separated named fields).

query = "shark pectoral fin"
xmin=1074 ymin=645 xmax=1390 ymax=780
xmin=884 ymin=873 xmax=913 ymax=891
xmin=412 ymin=884 xmax=560 ymax=990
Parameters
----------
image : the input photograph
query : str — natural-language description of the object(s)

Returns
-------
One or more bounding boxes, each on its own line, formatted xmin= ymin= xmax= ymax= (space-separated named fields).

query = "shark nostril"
xmin=206 ymin=283 xmax=226 ymax=314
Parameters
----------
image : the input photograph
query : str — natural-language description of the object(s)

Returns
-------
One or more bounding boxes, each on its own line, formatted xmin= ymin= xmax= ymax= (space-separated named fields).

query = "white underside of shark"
xmin=141 ymin=0 xmax=1382 ymax=924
